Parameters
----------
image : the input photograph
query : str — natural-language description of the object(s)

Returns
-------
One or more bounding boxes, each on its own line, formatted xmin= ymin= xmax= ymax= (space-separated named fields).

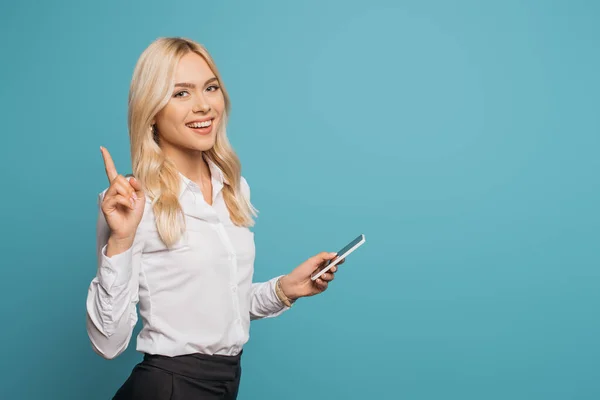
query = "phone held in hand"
xmin=310 ymin=234 xmax=366 ymax=281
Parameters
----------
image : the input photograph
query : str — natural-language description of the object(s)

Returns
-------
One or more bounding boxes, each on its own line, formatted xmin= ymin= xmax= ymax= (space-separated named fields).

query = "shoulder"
xmin=240 ymin=176 xmax=251 ymax=199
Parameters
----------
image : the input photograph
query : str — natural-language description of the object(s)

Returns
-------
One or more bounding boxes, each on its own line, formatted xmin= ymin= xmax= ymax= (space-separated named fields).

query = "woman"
xmin=86 ymin=37 xmax=340 ymax=399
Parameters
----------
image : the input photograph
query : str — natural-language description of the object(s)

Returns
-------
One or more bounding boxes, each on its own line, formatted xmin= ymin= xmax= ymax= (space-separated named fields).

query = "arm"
xmin=85 ymin=191 xmax=142 ymax=359
xmin=249 ymin=257 xmax=340 ymax=321
xmin=249 ymin=277 xmax=290 ymax=321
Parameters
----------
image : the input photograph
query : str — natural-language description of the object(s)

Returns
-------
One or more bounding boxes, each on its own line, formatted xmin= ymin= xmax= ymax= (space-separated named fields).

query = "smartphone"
xmin=310 ymin=234 xmax=366 ymax=281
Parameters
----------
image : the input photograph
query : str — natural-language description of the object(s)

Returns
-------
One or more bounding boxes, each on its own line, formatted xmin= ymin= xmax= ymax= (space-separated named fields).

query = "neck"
xmin=162 ymin=144 xmax=211 ymax=184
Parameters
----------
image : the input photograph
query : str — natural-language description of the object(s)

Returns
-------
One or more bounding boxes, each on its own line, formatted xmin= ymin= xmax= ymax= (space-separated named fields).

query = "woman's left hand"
xmin=279 ymin=252 xmax=346 ymax=300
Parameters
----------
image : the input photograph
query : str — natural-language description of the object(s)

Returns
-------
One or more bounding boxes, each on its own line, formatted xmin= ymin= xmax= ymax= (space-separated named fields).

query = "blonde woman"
xmin=86 ymin=37 xmax=340 ymax=400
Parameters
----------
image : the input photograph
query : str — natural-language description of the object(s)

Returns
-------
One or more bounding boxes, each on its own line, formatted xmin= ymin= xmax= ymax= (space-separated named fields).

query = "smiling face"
xmin=153 ymin=52 xmax=226 ymax=154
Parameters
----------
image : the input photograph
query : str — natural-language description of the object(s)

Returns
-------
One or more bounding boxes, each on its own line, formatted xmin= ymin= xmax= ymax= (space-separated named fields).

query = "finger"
xmin=314 ymin=278 xmax=328 ymax=291
xmin=107 ymin=177 xmax=136 ymax=199
xmin=115 ymin=175 xmax=137 ymax=198
xmin=128 ymin=176 xmax=143 ymax=195
xmin=321 ymin=272 xmax=335 ymax=282
xmin=104 ymin=194 xmax=135 ymax=211
xmin=100 ymin=146 xmax=118 ymax=183
xmin=129 ymin=177 xmax=144 ymax=202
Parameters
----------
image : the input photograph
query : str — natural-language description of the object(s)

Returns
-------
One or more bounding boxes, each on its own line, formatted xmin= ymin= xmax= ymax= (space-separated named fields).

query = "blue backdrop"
xmin=1 ymin=1 xmax=599 ymax=399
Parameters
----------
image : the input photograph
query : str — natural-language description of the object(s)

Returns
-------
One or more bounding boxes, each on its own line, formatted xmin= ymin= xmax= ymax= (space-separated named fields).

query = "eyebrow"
xmin=174 ymin=77 xmax=218 ymax=89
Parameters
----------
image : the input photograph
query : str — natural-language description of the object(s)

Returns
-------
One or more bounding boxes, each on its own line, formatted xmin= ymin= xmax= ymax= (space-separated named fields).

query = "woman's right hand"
xmin=100 ymin=147 xmax=145 ymax=255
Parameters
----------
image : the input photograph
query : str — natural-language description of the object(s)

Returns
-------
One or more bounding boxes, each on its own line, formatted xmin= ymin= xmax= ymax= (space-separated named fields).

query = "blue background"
xmin=1 ymin=0 xmax=599 ymax=399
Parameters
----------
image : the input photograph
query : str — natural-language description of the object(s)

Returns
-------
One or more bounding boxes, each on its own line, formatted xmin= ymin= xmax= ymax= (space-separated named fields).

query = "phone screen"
xmin=330 ymin=234 xmax=364 ymax=264
xmin=311 ymin=234 xmax=365 ymax=280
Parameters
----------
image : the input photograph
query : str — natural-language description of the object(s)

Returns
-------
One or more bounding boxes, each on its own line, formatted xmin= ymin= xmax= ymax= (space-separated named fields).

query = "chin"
xmin=195 ymin=137 xmax=217 ymax=152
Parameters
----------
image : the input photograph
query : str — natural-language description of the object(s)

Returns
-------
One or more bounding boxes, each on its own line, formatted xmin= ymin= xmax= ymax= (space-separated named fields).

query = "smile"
xmin=185 ymin=119 xmax=212 ymax=128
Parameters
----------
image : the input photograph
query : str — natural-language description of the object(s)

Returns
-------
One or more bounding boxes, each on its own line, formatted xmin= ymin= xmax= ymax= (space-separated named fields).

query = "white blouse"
xmin=86 ymin=159 xmax=288 ymax=359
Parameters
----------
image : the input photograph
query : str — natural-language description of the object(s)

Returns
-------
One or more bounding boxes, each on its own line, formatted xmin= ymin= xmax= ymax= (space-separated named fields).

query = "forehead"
xmin=174 ymin=52 xmax=214 ymax=83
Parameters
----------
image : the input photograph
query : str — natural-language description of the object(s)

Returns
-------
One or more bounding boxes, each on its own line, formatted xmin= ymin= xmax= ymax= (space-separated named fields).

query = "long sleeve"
xmin=249 ymin=276 xmax=290 ymax=320
xmin=85 ymin=192 xmax=142 ymax=359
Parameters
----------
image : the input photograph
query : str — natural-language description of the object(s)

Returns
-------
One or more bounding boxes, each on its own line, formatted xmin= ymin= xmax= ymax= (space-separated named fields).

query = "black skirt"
xmin=113 ymin=351 xmax=243 ymax=400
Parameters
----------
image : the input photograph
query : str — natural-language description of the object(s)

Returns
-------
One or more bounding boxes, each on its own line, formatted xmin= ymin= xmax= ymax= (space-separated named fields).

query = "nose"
xmin=193 ymin=95 xmax=211 ymax=113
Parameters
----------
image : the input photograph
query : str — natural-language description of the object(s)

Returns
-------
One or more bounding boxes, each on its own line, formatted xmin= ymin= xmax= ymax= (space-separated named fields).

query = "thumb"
xmin=311 ymin=251 xmax=338 ymax=265
xmin=128 ymin=176 xmax=145 ymax=198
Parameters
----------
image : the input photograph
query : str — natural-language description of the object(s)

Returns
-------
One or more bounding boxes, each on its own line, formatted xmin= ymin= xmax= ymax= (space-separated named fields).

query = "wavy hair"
xmin=128 ymin=37 xmax=257 ymax=247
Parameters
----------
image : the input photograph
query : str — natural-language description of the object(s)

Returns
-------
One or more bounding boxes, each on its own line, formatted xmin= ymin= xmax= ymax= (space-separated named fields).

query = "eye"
xmin=206 ymin=85 xmax=220 ymax=92
xmin=174 ymin=90 xmax=189 ymax=98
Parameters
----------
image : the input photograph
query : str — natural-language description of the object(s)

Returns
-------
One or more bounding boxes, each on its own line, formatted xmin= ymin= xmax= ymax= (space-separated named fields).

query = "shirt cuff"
xmin=98 ymin=244 xmax=133 ymax=292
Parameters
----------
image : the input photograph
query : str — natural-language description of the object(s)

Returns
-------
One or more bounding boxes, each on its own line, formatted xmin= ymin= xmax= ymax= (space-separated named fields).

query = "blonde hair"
xmin=128 ymin=37 xmax=257 ymax=247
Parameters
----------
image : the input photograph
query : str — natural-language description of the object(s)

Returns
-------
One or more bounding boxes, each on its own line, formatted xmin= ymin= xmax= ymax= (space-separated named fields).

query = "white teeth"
xmin=186 ymin=120 xmax=212 ymax=128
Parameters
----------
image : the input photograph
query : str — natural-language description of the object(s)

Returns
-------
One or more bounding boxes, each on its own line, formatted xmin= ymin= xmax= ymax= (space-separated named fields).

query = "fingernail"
xmin=130 ymin=198 xmax=135 ymax=208
xmin=99 ymin=146 xmax=103 ymax=152
xmin=132 ymin=192 xmax=138 ymax=200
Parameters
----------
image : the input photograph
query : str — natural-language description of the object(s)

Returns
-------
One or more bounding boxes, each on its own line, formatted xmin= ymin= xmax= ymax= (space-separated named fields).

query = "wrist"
xmin=275 ymin=276 xmax=297 ymax=308
xmin=278 ymin=275 xmax=299 ymax=302
xmin=106 ymin=235 xmax=134 ymax=258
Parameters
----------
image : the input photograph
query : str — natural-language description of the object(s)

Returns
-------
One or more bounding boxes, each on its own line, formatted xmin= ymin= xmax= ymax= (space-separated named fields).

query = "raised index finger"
xmin=100 ymin=146 xmax=118 ymax=183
